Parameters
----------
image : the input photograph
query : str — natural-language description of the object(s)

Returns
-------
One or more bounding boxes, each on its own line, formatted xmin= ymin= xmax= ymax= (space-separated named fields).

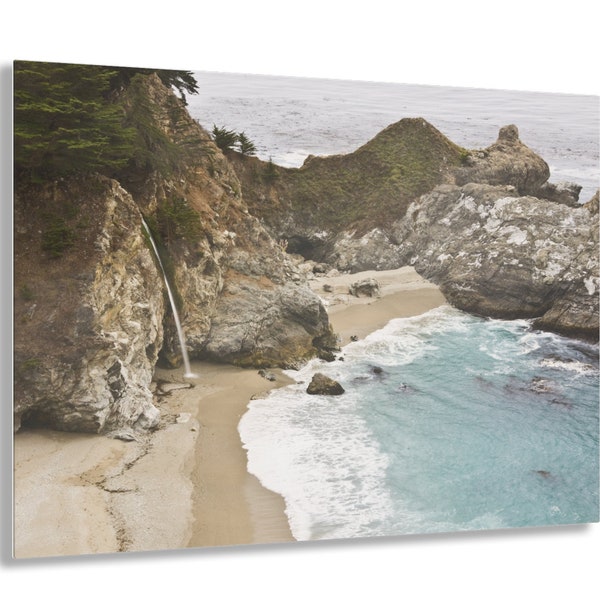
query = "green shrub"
xmin=41 ymin=217 xmax=76 ymax=257
xmin=262 ymin=158 xmax=280 ymax=184
xmin=157 ymin=196 xmax=203 ymax=242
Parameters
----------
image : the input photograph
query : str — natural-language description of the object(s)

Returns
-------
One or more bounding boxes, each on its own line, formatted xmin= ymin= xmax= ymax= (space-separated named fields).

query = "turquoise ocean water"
xmin=239 ymin=307 xmax=598 ymax=540
xmin=188 ymin=72 xmax=599 ymax=540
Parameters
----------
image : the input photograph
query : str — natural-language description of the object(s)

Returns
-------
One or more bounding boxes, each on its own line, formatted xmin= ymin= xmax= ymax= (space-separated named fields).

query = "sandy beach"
xmin=13 ymin=266 xmax=446 ymax=558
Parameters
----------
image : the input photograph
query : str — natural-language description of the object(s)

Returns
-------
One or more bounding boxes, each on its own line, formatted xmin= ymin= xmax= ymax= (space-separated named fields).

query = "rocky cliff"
xmin=230 ymin=118 xmax=465 ymax=263
xmin=230 ymin=123 xmax=566 ymax=271
xmin=14 ymin=176 xmax=165 ymax=433
xmin=231 ymin=122 xmax=598 ymax=341
xmin=13 ymin=74 xmax=334 ymax=434
xmin=392 ymin=183 xmax=599 ymax=341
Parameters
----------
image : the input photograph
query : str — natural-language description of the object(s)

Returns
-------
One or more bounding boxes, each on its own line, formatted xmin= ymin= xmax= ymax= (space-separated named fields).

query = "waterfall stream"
xmin=142 ymin=218 xmax=197 ymax=379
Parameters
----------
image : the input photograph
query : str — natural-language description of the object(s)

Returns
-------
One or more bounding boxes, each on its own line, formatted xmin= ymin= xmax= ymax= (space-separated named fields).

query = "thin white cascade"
xmin=142 ymin=217 xmax=197 ymax=379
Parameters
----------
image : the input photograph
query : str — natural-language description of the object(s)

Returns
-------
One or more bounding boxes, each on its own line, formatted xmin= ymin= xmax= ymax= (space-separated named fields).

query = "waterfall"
xmin=142 ymin=218 xmax=197 ymax=379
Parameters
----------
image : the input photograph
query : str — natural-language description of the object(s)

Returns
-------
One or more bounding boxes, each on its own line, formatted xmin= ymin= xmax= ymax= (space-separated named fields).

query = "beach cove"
xmin=13 ymin=267 xmax=444 ymax=557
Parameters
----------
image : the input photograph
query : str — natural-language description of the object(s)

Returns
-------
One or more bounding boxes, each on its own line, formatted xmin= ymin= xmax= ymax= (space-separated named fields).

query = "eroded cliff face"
xmin=14 ymin=74 xmax=334 ymax=434
xmin=392 ymin=183 xmax=599 ymax=341
xmin=230 ymin=122 xmax=561 ymax=272
xmin=14 ymin=177 xmax=164 ymax=433
xmin=229 ymin=118 xmax=465 ymax=260
xmin=119 ymin=75 xmax=336 ymax=368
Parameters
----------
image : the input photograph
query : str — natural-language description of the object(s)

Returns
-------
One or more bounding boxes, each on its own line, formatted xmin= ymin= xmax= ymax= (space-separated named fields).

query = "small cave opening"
xmin=285 ymin=235 xmax=330 ymax=262
xmin=19 ymin=408 xmax=49 ymax=429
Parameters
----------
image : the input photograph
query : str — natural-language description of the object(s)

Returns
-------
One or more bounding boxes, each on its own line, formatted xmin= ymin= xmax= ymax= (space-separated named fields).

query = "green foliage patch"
xmin=211 ymin=125 xmax=257 ymax=156
xmin=41 ymin=216 xmax=76 ymax=258
xmin=156 ymin=196 xmax=203 ymax=243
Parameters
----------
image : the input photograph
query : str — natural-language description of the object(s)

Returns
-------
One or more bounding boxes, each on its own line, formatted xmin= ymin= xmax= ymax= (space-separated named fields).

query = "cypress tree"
xmin=238 ymin=132 xmax=257 ymax=156
xmin=13 ymin=61 xmax=201 ymax=181
xmin=211 ymin=125 xmax=238 ymax=152
xmin=14 ymin=61 xmax=137 ymax=180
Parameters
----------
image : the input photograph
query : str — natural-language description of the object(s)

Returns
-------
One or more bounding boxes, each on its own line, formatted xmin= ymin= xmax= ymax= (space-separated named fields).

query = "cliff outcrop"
xmin=14 ymin=74 xmax=334 ymax=434
xmin=230 ymin=118 xmax=465 ymax=262
xmin=230 ymin=122 xmax=562 ymax=272
xmin=392 ymin=183 xmax=599 ymax=341
xmin=14 ymin=177 xmax=165 ymax=432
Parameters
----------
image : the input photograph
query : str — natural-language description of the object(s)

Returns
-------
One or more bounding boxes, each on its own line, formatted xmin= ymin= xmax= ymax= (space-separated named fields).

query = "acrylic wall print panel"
xmin=13 ymin=60 xmax=599 ymax=558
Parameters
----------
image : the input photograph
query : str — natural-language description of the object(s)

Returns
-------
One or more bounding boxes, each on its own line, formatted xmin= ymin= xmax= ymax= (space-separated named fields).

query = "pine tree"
xmin=237 ymin=131 xmax=257 ymax=156
xmin=211 ymin=125 xmax=238 ymax=152
xmin=14 ymin=61 xmax=201 ymax=181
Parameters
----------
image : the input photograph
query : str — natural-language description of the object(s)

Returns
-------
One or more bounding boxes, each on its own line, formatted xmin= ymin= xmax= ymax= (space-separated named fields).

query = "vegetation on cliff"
xmin=231 ymin=118 xmax=466 ymax=236
xmin=14 ymin=61 xmax=200 ymax=181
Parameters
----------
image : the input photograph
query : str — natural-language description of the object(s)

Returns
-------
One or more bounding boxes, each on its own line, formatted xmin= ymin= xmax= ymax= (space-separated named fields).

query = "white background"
xmin=1 ymin=1 xmax=598 ymax=598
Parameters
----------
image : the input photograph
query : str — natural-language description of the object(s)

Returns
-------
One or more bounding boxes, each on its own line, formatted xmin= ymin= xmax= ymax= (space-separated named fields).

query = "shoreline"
xmin=13 ymin=266 xmax=446 ymax=557
xmin=310 ymin=267 xmax=446 ymax=344
xmin=186 ymin=363 xmax=296 ymax=548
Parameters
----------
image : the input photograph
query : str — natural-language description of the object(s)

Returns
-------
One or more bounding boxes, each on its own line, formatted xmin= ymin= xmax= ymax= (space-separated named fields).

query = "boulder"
xmin=349 ymin=278 xmax=381 ymax=298
xmin=537 ymin=181 xmax=582 ymax=207
xmin=454 ymin=125 xmax=550 ymax=196
xmin=306 ymin=373 xmax=345 ymax=395
xmin=202 ymin=269 xmax=335 ymax=368
xmin=332 ymin=229 xmax=403 ymax=273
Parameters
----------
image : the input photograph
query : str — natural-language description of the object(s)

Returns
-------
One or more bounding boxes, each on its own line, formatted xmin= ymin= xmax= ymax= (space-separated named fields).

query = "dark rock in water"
xmin=350 ymin=335 xmax=359 ymax=342
xmin=371 ymin=366 xmax=385 ymax=375
xmin=322 ymin=283 xmax=334 ymax=293
xmin=398 ymin=383 xmax=416 ymax=393
xmin=317 ymin=349 xmax=337 ymax=362
xmin=349 ymin=278 xmax=380 ymax=298
xmin=306 ymin=373 xmax=345 ymax=395
xmin=530 ymin=377 xmax=554 ymax=394
xmin=548 ymin=398 xmax=573 ymax=409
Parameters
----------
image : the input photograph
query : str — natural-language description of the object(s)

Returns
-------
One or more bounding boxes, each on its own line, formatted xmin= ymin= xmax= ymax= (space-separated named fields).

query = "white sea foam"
xmin=239 ymin=388 xmax=394 ymax=541
xmin=239 ymin=306 xmax=482 ymax=540
xmin=539 ymin=358 xmax=596 ymax=375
